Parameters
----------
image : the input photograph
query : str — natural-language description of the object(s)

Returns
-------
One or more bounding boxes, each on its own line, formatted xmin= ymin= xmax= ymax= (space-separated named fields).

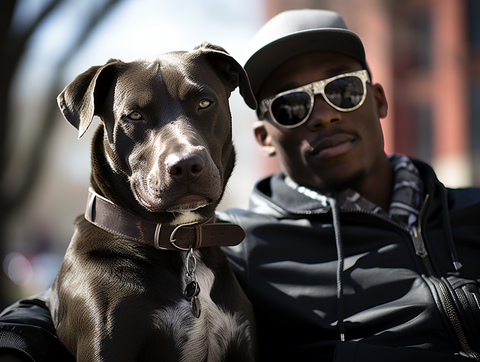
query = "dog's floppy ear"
xmin=57 ymin=59 xmax=123 ymax=138
xmin=194 ymin=42 xmax=257 ymax=110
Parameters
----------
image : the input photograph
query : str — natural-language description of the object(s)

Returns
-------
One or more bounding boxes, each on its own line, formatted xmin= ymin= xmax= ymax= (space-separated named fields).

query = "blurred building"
xmin=261 ymin=0 xmax=480 ymax=187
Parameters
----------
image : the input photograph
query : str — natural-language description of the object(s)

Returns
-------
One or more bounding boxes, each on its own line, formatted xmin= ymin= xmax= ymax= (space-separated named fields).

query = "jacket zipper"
xmin=330 ymin=196 xmax=479 ymax=359
xmin=271 ymin=183 xmax=479 ymax=358
xmin=409 ymin=198 xmax=479 ymax=360
xmin=414 ymin=232 xmax=479 ymax=359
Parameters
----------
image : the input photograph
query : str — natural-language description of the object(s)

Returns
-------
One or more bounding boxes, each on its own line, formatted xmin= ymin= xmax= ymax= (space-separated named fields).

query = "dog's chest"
xmin=151 ymin=257 xmax=250 ymax=362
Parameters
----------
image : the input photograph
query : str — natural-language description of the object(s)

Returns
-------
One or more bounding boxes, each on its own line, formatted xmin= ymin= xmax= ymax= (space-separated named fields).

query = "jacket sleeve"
xmin=218 ymin=208 xmax=279 ymax=295
xmin=217 ymin=210 xmax=250 ymax=293
xmin=446 ymin=187 xmax=480 ymax=281
xmin=0 ymin=292 xmax=74 ymax=361
xmin=222 ymin=243 xmax=249 ymax=291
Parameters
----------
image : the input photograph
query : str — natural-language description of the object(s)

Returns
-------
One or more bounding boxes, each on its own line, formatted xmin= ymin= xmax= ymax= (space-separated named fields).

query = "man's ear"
xmin=372 ymin=83 xmax=388 ymax=119
xmin=253 ymin=121 xmax=276 ymax=157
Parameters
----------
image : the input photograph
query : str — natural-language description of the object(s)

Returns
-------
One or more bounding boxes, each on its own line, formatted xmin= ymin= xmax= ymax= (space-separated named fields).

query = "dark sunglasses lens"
xmin=271 ymin=92 xmax=311 ymax=126
xmin=325 ymin=76 xmax=364 ymax=109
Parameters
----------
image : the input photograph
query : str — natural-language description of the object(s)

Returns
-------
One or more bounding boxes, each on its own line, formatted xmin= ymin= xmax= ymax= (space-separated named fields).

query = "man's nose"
xmin=306 ymin=95 xmax=342 ymax=130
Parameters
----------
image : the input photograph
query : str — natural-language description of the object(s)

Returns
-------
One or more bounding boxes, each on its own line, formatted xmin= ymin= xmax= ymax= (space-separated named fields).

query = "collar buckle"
xmin=154 ymin=224 xmax=168 ymax=250
xmin=154 ymin=221 xmax=200 ymax=251
xmin=170 ymin=221 xmax=200 ymax=251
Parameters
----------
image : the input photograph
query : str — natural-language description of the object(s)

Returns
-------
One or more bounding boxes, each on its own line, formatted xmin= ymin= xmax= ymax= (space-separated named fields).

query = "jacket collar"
xmin=249 ymin=172 xmax=330 ymax=216
xmin=249 ymin=156 xmax=442 ymax=218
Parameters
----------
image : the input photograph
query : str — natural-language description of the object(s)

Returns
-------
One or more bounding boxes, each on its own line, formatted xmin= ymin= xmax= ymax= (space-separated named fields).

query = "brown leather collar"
xmin=84 ymin=188 xmax=245 ymax=251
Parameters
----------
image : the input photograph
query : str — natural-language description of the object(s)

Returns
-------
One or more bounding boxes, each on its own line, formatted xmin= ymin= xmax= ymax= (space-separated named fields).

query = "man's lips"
xmin=307 ymin=133 xmax=357 ymax=158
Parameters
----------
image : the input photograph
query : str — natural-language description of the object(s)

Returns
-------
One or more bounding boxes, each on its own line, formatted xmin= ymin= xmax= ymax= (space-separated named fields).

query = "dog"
xmin=45 ymin=42 xmax=258 ymax=361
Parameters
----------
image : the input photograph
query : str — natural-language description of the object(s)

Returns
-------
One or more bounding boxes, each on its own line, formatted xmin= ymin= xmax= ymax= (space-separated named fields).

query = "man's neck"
xmin=352 ymin=153 xmax=393 ymax=212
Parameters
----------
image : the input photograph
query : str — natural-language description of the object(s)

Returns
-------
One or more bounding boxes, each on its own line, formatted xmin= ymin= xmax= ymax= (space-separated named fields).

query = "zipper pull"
xmin=410 ymin=225 xmax=428 ymax=258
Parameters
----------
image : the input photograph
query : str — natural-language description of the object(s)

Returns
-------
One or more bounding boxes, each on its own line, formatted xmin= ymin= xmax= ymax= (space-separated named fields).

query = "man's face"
xmin=255 ymin=51 xmax=388 ymax=193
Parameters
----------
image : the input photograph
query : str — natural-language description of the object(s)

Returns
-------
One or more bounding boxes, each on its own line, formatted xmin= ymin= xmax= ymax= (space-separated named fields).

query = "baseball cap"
xmin=244 ymin=9 xmax=368 ymax=97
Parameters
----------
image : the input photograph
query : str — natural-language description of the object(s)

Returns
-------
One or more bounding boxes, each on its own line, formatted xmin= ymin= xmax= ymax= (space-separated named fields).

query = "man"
xmin=218 ymin=8 xmax=480 ymax=362
xmin=1 ymin=8 xmax=480 ymax=362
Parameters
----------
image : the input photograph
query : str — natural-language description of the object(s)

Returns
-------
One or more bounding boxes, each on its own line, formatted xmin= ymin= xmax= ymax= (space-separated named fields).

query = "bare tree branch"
xmin=6 ymin=0 xmax=126 ymax=211
xmin=0 ymin=0 xmax=128 ymax=308
xmin=0 ymin=0 xmax=64 ymax=185
xmin=0 ymin=0 xmax=127 ymax=240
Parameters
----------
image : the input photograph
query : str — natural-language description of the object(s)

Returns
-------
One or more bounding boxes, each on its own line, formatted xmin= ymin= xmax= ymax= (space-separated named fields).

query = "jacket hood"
xmin=249 ymin=158 xmax=444 ymax=217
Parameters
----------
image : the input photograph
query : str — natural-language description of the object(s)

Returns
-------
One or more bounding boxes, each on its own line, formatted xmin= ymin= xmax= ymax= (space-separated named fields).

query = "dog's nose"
xmin=165 ymin=153 xmax=205 ymax=184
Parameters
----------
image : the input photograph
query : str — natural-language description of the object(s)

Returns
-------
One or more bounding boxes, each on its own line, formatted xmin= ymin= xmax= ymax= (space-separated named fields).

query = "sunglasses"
xmin=258 ymin=70 xmax=371 ymax=129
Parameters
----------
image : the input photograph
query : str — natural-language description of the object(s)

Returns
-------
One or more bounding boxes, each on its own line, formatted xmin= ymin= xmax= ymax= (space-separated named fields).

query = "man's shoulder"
xmin=0 ymin=292 xmax=74 ymax=361
xmin=216 ymin=208 xmax=279 ymax=228
xmin=412 ymin=157 xmax=480 ymax=210
xmin=447 ymin=185 xmax=480 ymax=205
xmin=0 ymin=292 xmax=52 ymax=329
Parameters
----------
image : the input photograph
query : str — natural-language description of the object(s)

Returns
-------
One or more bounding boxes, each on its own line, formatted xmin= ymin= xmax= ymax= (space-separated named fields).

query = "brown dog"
xmin=46 ymin=43 xmax=257 ymax=361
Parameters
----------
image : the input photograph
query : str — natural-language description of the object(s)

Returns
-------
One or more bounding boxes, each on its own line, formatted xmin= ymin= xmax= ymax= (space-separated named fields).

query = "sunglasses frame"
xmin=258 ymin=69 xmax=371 ymax=129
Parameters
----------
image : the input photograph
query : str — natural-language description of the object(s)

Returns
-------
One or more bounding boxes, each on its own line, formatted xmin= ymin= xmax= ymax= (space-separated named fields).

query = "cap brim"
xmin=245 ymin=28 xmax=367 ymax=96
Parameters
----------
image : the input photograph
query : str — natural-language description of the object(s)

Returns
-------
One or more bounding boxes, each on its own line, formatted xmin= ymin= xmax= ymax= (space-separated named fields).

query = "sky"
xmin=14 ymin=0 xmax=264 ymax=90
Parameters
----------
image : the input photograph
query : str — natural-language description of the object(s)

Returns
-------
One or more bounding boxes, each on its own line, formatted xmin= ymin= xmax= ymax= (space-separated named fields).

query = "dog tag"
xmin=190 ymin=296 xmax=201 ymax=318
xmin=184 ymin=248 xmax=201 ymax=318
xmin=184 ymin=280 xmax=200 ymax=301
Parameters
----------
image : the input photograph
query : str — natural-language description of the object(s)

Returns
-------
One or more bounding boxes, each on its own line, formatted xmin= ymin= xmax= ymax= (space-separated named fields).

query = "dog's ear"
xmin=57 ymin=59 xmax=123 ymax=138
xmin=195 ymin=42 xmax=257 ymax=110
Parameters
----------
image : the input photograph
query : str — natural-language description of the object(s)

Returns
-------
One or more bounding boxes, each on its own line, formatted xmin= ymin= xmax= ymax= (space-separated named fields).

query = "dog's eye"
xmin=127 ymin=111 xmax=143 ymax=121
xmin=199 ymin=99 xmax=211 ymax=109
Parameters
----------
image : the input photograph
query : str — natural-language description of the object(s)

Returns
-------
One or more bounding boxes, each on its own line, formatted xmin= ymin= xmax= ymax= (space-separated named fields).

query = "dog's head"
xmin=57 ymin=43 xmax=256 ymax=225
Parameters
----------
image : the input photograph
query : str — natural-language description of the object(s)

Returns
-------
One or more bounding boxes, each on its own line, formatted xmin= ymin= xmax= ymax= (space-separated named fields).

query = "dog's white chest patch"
xmin=151 ymin=256 xmax=251 ymax=362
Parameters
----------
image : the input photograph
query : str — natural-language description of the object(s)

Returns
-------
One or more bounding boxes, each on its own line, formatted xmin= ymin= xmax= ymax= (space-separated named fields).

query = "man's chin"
xmin=318 ymin=169 xmax=367 ymax=194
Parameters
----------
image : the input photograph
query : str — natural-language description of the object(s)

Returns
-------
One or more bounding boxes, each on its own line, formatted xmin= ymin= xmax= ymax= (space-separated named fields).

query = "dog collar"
xmin=84 ymin=188 xmax=245 ymax=251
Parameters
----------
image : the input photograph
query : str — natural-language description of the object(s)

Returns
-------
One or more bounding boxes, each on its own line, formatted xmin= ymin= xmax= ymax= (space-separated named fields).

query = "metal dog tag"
xmin=184 ymin=280 xmax=200 ymax=301
xmin=190 ymin=296 xmax=201 ymax=318
xmin=184 ymin=249 xmax=201 ymax=318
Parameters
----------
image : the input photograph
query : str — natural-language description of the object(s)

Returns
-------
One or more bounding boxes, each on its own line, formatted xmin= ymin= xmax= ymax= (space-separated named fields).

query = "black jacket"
xmin=219 ymin=159 xmax=480 ymax=361
xmin=0 ymin=293 xmax=73 ymax=361
xmin=0 ymin=159 xmax=479 ymax=361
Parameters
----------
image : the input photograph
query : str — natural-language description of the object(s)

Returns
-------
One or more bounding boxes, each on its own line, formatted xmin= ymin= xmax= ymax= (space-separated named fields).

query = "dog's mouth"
xmin=166 ymin=195 xmax=210 ymax=212
xmin=138 ymin=193 xmax=210 ymax=213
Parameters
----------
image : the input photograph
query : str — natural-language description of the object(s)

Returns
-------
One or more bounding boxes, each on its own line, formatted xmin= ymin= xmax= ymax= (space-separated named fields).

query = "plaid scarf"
xmin=286 ymin=154 xmax=424 ymax=227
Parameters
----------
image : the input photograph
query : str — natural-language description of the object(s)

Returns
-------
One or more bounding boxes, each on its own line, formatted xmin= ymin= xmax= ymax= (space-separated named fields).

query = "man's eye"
xmin=128 ymin=111 xmax=143 ymax=120
xmin=199 ymin=99 xmax=211 ymax=109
